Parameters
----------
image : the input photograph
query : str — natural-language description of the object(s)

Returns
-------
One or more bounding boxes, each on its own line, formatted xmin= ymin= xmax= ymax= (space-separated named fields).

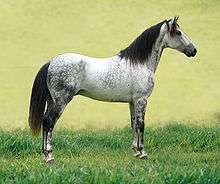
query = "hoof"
xmin=133 ymin=151 xmax=142 ymax=157
xmin=139 ymin=152 xmax=148 ymax=159
xmin=132 ymin=147 xmax=147 ymax=158
xmin=46 ymin=157 xmax=55 ymax=164
xmin=132 ymin=148 xmax=148 ymax=159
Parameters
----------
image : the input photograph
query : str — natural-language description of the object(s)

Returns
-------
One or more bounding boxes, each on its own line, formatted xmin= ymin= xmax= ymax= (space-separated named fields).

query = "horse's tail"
xmin=28 ymin=63 xmax=50 ymax=136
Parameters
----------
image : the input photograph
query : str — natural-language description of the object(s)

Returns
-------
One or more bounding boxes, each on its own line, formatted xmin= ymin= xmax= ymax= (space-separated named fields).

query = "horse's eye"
xmin=176 ymin=30 xmax=181 ymax=36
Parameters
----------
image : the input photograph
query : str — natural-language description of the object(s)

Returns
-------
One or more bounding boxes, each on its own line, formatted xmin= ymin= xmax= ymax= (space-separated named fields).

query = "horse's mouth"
xmin=184 ymin=47 xmax=197 ymax=57
xmin=184 ymin=51 xmax=193 ymax=57
xmin=184 ymin=50 xmax=196 ymax=57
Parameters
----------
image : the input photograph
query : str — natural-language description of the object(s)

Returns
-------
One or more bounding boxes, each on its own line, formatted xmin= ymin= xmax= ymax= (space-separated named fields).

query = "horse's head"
xmin=163 ymin=17 xmax=197 ymax=57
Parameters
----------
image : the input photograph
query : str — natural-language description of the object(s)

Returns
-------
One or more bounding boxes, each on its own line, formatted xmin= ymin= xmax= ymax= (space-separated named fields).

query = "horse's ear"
xmin=172 ymin=16 xmax=179 ymax=28
xmin=170 ymin=16 xmax=179 ymax=36
xmin=174 ymin=16 xmax=179 ymax=24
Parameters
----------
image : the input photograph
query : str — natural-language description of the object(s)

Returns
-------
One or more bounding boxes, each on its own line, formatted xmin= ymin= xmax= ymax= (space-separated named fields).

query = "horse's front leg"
xmin=132 ymin=97 xmax=148 ymax=159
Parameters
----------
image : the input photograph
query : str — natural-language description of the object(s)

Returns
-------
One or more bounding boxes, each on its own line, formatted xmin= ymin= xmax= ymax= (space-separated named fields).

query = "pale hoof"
xmin=132 ymin=147 xmax=148 ymax=159
xmin=139 ymin=152 xmax=148 ymax=159
xmin=46 ymin=157 xmax=55 ymax=164
xmin=133 ymin=151 xmax=142 ymax=157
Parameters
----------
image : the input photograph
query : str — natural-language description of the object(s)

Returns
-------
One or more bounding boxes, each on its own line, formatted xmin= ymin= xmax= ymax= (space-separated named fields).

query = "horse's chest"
xmin=132 ymin=70 xmax=155 ymax=97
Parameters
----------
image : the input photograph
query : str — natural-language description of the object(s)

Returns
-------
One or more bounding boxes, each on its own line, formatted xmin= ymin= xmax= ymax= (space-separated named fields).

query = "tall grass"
xmin=0 ymin=124 xmax=219 ymax=183
xmin=0 ymin=0 xmax=220 ymax=130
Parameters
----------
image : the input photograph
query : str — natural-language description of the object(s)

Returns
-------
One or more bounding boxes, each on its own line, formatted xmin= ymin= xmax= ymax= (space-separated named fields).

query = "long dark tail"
xmin=29 ymin=63 xmax=50 ymax=136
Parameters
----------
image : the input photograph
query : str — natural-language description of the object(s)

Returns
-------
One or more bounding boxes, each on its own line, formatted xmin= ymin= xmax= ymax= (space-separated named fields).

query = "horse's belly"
xmin=79 ymin=61 xmax=132 ymax=102
xmin=79 ymin=87 xmax=131 ymax=102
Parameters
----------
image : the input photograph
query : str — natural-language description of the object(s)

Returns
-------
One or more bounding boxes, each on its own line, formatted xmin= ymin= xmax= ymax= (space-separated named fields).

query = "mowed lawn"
xmin=0 ymin=0 xmax=219 ymax=130
xmin=0 ymin=124 xmax=220 ymax=183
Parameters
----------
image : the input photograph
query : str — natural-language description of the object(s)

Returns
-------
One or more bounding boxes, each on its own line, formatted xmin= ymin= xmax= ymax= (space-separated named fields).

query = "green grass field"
xmin=0 ymin=0 xmax=219 ymax=130
xmin=0 ymin=124 xmax=220 ymax=183
xmin=0 ymin=0 xmax=220 ymax=183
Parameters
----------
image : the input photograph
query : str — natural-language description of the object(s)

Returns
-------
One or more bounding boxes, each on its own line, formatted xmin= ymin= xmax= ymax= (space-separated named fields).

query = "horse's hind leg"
xmin=129 ymin=103 xmax=139 ymax=155
xmin=42 ymin=98 xmax=53 ymax=162
xmin=42 ymin=99 xmax=67 ymax=163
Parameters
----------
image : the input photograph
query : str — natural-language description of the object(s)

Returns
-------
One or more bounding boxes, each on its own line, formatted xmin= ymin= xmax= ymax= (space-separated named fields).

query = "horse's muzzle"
xmin=184 ymin=43 xmax=197 ymax=57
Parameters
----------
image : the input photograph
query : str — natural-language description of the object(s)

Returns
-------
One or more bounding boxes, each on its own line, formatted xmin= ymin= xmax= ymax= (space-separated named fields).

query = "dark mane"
xmin=119 ymin=20 xmax=167 ymax=65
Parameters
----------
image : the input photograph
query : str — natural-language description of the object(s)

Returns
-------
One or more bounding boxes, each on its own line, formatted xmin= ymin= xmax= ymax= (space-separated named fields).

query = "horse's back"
xmin=46 ymin=53 xmax=118 ymax=100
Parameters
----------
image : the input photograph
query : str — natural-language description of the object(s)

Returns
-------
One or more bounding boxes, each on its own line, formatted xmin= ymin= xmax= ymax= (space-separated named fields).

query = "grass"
xmin=0 ymin=124 xmax=220 ymax=183
xmin=0 ymin=0 xmax=220 ymax=130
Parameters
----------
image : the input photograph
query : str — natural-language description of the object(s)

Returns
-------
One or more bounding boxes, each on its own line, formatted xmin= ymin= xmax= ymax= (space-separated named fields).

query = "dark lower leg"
xmin=136 ymin=122 xmax=145 ymax=151
xmin=43 ymin=124 xmax=55 ymax=162
xmin=133 ymin=98 xmax=148 ymax=158
xmin=43 ymin=127 xmax=53 ymax=159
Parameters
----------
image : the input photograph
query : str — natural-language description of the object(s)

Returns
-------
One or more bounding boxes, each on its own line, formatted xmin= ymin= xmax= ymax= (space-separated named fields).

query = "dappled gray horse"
xmin=29 ymin=17 xmax=197 ymax=163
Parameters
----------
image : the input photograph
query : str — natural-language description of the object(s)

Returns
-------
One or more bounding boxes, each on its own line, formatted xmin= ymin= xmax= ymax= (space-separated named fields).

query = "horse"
xmin=29 ymin=17 xmax=197 ymax=163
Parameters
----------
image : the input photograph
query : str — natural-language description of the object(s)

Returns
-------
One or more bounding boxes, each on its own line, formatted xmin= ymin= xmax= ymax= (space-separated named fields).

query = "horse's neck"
xmin=146 ymin=34 xmax=165 ymax=73
xmin=146 ymin=47 xmax=163 ymax=73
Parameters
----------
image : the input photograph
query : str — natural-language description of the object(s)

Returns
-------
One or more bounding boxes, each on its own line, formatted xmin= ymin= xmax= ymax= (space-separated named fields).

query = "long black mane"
xmin=119 ymin=20 xmax=167 ymax=65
